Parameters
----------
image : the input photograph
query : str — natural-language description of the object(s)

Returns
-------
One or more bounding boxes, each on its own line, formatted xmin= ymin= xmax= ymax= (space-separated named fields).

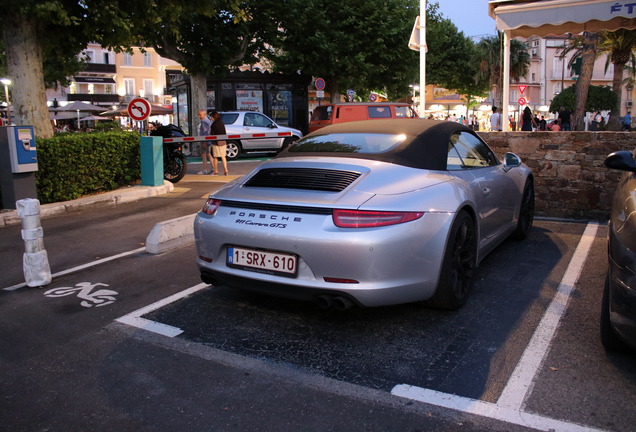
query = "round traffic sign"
xmin=315 ymin=78 xmax=326 ymax=90
xmin=518 ymin=97 xmax=527 ymax=106
xmin=369 ymin=93 xmax=378 ymax=102
xmin=128 ymin=97 xmax=152 ymax=121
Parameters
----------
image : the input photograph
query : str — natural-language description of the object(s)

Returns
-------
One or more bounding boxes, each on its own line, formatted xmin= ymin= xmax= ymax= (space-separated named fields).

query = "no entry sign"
xmin=128 ymin=98 xmax=152 ymax=121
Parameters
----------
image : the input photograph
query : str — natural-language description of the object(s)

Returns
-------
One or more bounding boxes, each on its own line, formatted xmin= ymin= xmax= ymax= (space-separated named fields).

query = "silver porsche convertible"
xmin=194 ymin=120 xmax=534 ymax=310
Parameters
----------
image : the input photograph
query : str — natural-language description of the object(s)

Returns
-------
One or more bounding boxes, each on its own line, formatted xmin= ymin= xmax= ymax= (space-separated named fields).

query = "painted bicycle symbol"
xmin=44 ymin=282 xmax=118 ymax=308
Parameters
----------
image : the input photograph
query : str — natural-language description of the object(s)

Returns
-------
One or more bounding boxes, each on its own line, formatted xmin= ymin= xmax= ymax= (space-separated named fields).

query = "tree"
xmin=569 ymin=32 xmax=599 ymax=131
xmin=0 ymin=1 xmax=92 ymax=137
xmin=596 ymin=29 xmax=636 ymax=130
xmin=260 ymin=0 xmax=419 ymax=102
xmin=474 ymin=31 xmax=531 ymax=109
xmin=549 ymin=84 xmax=616 ymax=114
xmin=137 ymin=1 xmax=259 ymax=133
xmin=426 ymin=5 xmax=489 ymax=104
xmin=0 ymin=0 xmax=238 ymax=138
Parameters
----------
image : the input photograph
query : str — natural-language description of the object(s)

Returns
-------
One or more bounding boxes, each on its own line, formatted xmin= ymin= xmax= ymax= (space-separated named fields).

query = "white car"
xmin=220 ymin=111 xmax=303 ymax=160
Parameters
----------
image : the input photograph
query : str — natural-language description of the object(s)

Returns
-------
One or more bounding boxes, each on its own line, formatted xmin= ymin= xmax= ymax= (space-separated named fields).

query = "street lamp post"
xmin=1 ymin=78 xmax=11 ymax=125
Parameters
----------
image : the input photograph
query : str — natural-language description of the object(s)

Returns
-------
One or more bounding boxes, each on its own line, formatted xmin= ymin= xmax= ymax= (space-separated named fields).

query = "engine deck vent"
xmin=245 ymin=168 xmax=361 ymax=192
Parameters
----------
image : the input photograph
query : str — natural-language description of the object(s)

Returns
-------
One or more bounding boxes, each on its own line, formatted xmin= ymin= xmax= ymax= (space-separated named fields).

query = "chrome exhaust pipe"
xmin=315 ymin=294 xmax=334 ymax=309
xmin=200 ymin=272 xmax=217 ymax=286
xmin=333 ymin=296 xmax=353 ymax=311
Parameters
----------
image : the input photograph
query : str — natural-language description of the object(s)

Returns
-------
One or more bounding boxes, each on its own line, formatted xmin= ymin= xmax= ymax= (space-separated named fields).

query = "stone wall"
xmin=477 ymin=131 xmax=635 ymax=220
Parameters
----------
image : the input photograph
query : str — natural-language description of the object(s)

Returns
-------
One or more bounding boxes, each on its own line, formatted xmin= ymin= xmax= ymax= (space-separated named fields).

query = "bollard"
xmin=16 ymin=198 xmax=51 ymax=287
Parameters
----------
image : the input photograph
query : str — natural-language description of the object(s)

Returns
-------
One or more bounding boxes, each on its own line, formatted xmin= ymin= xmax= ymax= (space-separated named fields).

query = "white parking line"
xmin=392 ymin=222 xmax=603 ymax=432
xmin=115 ymin=283 xmax=208 ymax=337
xmin=3 ymin=247 xmax=146 ymax=291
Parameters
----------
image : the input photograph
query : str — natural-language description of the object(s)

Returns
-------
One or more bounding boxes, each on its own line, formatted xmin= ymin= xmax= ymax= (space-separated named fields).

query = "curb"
xmin=0 ymin=181 xmax=175 ymax=228
xmin=145 ymin=213 xmax=196 ymax=254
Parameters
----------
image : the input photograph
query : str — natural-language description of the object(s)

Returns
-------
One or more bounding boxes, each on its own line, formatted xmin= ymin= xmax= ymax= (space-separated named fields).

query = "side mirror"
xmin=604 ymin=150 xmax=636 ymax=173
xmin=503 ymin=152 xmax=521 ymax=172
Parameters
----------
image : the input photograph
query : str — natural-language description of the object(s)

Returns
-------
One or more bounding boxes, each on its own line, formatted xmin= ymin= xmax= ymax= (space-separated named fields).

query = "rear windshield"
xmin=288 ymin=133 xmax=406 ymax=154
xmin=220 ymin=113 xmax=239 ymax=125
xmin=311 ymin=106 xmax=333 ymax=121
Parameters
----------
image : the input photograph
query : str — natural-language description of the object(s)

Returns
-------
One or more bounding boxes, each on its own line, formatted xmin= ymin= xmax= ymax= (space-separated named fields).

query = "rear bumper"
xmin=194 ymin=210 xmax=455 ymax=307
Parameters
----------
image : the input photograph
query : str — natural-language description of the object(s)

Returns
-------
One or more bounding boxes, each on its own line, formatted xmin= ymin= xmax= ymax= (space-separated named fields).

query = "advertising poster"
xmin=206 ymin=90 xmax=215 ymax=110
xmin=178 ymin=91 xmax=189 ymax=135
xmin=268 ymin=90 xmax=292 ymax=126
xmin=236 ymin=90 xmax=263 ymax=112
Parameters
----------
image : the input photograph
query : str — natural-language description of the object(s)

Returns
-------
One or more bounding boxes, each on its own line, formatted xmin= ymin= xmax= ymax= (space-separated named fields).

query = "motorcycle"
xmin=150 ymin=124 xmax=188 ymax=183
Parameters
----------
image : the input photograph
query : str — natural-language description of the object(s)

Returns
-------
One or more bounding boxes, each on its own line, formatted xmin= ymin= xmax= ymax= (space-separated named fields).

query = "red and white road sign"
xmin=369 ymin=93 xmax=378 ymax=102
xmin=315 ymin=78 xmax=326 ymax=90
xmin=162 ymin=130 xmax=293 ymax=144
xmin=518 ymin=85 xmax=528 ymax=94
xmin=518 ymin=97 xmax=527 ymax=105
xmin=128 ymin=97 xmax=152 ymax=121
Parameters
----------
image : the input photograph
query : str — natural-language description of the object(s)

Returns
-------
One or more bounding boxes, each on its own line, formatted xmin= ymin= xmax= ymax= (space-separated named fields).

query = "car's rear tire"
xmin=426 ymin=210 xmax=477 ymax=310
xmin=600 ymin=273 xmax=628 ymax=352
xmin=226 ymin=140 xmax=241 ymax=160
xmin=282 ymin=136 xmax=299 ymax=150
xmin=512 ymin=178 xmax=535 ymax=240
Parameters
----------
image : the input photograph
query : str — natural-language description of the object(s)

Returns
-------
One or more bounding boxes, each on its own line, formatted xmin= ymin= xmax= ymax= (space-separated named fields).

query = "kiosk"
xmin=0 ymin=126 xmax=38 ymax=209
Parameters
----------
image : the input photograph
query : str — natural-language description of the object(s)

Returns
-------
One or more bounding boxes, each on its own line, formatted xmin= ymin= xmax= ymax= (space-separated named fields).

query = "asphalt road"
xmin=0 ymin=157 xmax=634 ymax=432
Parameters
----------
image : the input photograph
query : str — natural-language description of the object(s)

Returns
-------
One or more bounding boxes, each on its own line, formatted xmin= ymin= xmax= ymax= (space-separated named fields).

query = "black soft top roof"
xmin=277 ymin=119 xmax=479 ymax=170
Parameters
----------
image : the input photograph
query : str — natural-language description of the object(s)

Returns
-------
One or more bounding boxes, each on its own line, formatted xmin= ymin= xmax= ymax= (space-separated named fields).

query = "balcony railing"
xmin=68 ymin=93 xmax=121 ymax=103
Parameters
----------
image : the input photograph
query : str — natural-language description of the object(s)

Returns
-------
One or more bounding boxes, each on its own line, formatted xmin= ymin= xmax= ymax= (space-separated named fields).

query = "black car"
xmin=601 ymin=150 xmax=636 ymax=352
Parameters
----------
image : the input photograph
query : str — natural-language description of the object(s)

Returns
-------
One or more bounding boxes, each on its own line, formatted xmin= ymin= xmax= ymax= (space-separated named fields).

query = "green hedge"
xmin=31 ymin=131 xmax=142 ymax=204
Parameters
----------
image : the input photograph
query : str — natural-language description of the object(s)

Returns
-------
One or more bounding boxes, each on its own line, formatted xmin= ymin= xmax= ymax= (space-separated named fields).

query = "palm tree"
xmin=559 ymin=32 xmax=599 ymax=131
xmin=623 ymin=59 xmax=636 ymax=128
xmin=596 ymin=29 xmax=636 ymax=130
xmin=474 ymin=31 xmax=531 ymax=109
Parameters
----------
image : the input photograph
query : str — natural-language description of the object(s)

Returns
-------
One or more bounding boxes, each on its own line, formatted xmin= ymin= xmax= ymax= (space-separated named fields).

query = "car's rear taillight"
xmin=202 ymin=198 xmax=221 ymax=215
xmin=332 ymin=209 xmax=424 ymax=228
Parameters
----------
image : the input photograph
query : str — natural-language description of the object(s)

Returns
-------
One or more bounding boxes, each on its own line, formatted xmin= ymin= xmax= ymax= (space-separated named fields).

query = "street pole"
xmin=420 ymin=0 xmax=426 ymax=117
xmin=1 ymin=79 xmax=11 ymax=125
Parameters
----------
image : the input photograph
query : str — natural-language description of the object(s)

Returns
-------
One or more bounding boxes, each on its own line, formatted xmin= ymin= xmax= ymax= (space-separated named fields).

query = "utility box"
xmin=0 ymin=126 xmax=38 ymax=209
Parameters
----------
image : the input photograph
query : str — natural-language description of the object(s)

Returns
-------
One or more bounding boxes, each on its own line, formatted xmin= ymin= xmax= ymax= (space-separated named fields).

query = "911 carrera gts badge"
xmin=229 ymin=210 xmax=302 ymax=228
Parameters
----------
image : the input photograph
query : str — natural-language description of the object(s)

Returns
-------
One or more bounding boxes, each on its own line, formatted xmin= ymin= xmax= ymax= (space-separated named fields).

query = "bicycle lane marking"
xmin=3 ymin=247 xmax=146 ymax=291
xmin=392 ymin=222 xmax=604 ymax=432
xmin=115 ymin=283 xmax=208 ymax=337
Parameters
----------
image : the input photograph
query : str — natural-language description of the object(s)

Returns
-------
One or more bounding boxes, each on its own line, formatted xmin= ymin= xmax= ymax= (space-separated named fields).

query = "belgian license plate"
xmin=227 ymin=246 xmax=298 ymax=277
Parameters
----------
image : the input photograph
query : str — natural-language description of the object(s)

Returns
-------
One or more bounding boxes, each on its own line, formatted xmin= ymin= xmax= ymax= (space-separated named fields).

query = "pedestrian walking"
xmin=558 ymin=106 xmax=572 ymax=131
xmin=521 ymin=107 xmax=537 ymax=131
xmin=490 ymin=106 xmax=501 ymax=131
xmin=197 ymin=110 xmax=213 ymax=174
xmin=623 ymin=111 xmax=631 ymax=131
xmin=210 ymin=110 xmax=229 ymax=176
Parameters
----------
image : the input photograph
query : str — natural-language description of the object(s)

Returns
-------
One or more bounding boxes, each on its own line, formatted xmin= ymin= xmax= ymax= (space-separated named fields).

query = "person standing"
xmin=558 ymin=106 xmax=572 ymax=131
xmin=490 ymin=106 xmax=501 ymax=131
xmin=521 ymin=107 xmax=537 ymax=131
xmin=623 ymin=111 xmax=632 ymax=131
xmin=197 ymin=110 xmax=213 ymax=174
xmin=210 ymin=110 xmax=229 ymax=176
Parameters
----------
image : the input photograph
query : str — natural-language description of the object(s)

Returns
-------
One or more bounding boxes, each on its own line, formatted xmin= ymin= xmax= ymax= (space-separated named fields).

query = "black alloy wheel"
xmin=512 ymin=178 xmax=535 ymax=240
xmin=427 ymin=210 xmax=477 ymax=310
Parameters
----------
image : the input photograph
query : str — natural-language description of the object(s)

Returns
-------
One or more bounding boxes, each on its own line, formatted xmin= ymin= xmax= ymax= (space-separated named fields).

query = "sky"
xmin=434 ymin=0 xmax=497 ymax=39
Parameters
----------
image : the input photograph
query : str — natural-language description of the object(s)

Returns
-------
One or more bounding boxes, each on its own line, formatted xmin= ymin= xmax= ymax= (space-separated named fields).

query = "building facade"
xmin=45 ymin=44 xmax=184 ymax=112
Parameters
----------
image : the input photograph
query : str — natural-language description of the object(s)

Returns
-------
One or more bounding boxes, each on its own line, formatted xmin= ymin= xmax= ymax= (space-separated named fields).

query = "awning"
xmin=74 ymin=76 xmax=116 ymax=84
xmin=489 ymin=0 xmax=636 ymax=38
